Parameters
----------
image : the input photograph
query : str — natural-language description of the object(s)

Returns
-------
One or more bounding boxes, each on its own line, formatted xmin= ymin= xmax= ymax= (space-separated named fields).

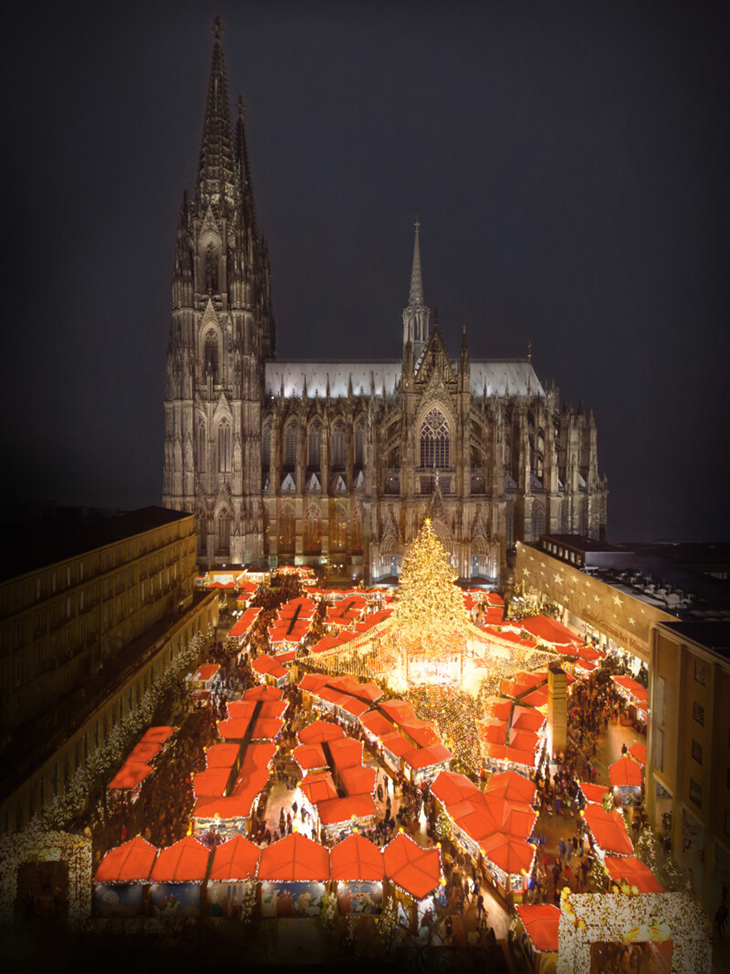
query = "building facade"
xmin=163 ymin=22 xmax=608 ymax=582
xmin=0 ymin=506 xmax=215 ymax=832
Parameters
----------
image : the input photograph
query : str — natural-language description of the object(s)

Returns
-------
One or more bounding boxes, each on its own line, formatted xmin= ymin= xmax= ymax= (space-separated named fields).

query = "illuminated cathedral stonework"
xmin=163 ymin=22 xmax=608 ymax=584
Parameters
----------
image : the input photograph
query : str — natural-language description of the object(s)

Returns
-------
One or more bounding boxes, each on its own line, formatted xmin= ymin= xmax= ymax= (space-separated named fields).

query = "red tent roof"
xmin=250 ymin=717 xmax=285 ymax=740
xmin=339 ymin=765 xmax=377 ymax=796
xmin=379 ymin=699 xmax=417 ymax=726
xmin=583 ymin=804 xmax=634 ymax=857
xmin=516 ymin=904 xmax=560 ymax=953
xmin=227 ymin=699 xmax=287 ymax=720
xmin=480 ymin=833 xmax=535 ymax=876
xmin=316 ymin=794 xmax=378 ymax=826
xmin=328 ymin=738 xmax=364 ymax=770
xmin=609 ymin=756 xmax=644 ymax=788
xmin=521 ymin=686 xmax=549 ymax=709
xmin=150 ymin=836 xmax=210 ymax=883
xmin=360 ymin=711 xmax=395 ymax=738
xmin=431 ymin=771 xmax=480 ymax=807
xmin=383 ymin=833 xmax=441 ymax=900
xmin=257 ymin=833 xmax=331 ymax=882
xmin=402 ymin=743 xmax=454 ymax=771
xmin=604 ymin=856 xmax=664 ymax=893
xmin=485 ymin=770 xmax=537 ymax=805
xmin=209 ymin=834 xmax=260 ymax=882
xmin=522 ymin=616 xmax=580 ymax=647
xmin=330 ymin=833 xmax=385 ymax=882
xmin=107 ymin=761 xmax=152 ymax=791
xmin=293 ymin=743 xmax=328 ymax=771
xmin=194 ymin=664 xmax=220 ymax=683
xmin=139 ymin=726 xmax=176 ymax=745
xmin=205 ymin=743 xmax=241 ymax=769
xmin=94 ymin=837 xmax=157 ymax=883
xmin=242 ymin=684 xmax=283 ymax=701
xmin=380 ymin=731 xmax=414 ymax=758
xmin=192 ymin=767 xmax=231 ymax=798
xmin=578 ymin=781 xmax=609 ymax=804
xmin=300 ymin=772 xmax=339 ymax=805
xmin=401 ymin=720 xmax=442 ymax=748
xmin=297 ymin=720 xmax=346 ymax=745
xmin=510 ymin=708 xmax=545 ymax=733
xmin=299 ymin=673 xmax=331 ymax=694
xmin=629 ymin=742 xmax=647 ymax=767
xmin=229 ymin=607 xmax=262 ymax=637
xmin=217 ymin=716 xmax=252 ymax=740
xmin=193 ymin=795 xmax=254 ymax=821
xmin=126 ymin=742 xmax=162 ymax=765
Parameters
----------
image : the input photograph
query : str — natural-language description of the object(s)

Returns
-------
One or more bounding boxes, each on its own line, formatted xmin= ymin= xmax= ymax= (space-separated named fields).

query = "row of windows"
xmin=263 ymin=420 xmax=366 ymax=469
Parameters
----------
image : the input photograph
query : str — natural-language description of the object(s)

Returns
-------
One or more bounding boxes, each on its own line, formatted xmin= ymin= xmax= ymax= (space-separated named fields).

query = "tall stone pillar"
xmin=547 ymin=664 xmax=568 ymax=759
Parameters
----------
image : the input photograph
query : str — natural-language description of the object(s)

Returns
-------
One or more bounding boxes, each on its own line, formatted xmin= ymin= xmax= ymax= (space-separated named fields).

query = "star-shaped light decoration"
xmin=612 ymin=594 xmax=623 ymax=607
xmin=593 ymin=594 xmax=601 ymax=603
xmin=554 ymin=572 xmax=563 ymax=585
xmin=628 ymin=616 xmax=636 ymax=626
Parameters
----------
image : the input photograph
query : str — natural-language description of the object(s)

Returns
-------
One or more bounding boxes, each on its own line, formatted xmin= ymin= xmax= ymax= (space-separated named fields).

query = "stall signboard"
xmin=206 ymin=881 xmax=250 ymax=918
xmin=94 ymin=884 xmax=144 ymax=918
xmin=260 ymin=881 xmax=325 ymax=917
xmin=149 ymin=882 xmax=201 ymax=917
xmin=336 ymin=881 xmax=383 ymax=915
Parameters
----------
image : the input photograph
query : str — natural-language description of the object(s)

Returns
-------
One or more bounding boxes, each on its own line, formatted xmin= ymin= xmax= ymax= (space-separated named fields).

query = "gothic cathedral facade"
xmin=163 ymin=23 xmax=608 ymax=584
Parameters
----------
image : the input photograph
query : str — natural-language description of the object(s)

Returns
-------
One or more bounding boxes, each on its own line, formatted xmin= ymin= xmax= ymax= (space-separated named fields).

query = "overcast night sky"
xmin=1 ymin=0 xmax=728 ymax=544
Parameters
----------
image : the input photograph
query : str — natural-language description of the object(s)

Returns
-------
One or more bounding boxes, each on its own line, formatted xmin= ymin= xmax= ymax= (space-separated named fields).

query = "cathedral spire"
xmin=235 ymin=94 xmax=257 ymax=235
xmin=197 ymin=16 xmax=235 ymax=206
xmin=402 ymin=217 xmax=430 ymax=367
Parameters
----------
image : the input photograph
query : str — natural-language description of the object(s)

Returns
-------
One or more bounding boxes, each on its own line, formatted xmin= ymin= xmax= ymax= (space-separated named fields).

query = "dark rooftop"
xmin=659 ymin=621 xmax=730 ymax=660
xmin=539 ymin=534 xmax=631 ymax=554
xmin=1 ymin=505 xmax=193 ymax=583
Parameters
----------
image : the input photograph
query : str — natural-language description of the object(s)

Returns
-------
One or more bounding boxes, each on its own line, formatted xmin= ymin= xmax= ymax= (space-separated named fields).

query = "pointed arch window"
xmin=217 ymin=510 xmax=231 ymax=553
xmin=196 ymin=418 xmax=206 ymax=469
xmin=217 ymin=419 xmax=231 ymax=472
xmin=261 ymin=422 xmax=272 ymax=467
xmin=283 ymin=421 xmax=298 ymax=467
xmin=354 ymin=421 xmax=365 ymax=466
xmin=308 ymin=421 xmax=322 ymax=468
xmin=304 ymin=505 xmax=322 ymax=554
xmin=331 ymin=421 xmax=346 ymax=469
xmin=531 ymin=503 xmax=546 ymax=541
xmin=204 ymin=333 xmax=219 ymax=383
xmin=331 ymin=503 xmax=348 ymax=552
xmin=205 ymin=243 xmax=218 ymax=293
xmin=420 ymin=408 xmax=450 ymax=468
xmin=279 ymin=506 xmax=296 ymax=554
xmin=352 ymin=509 xmax=362 ymax=552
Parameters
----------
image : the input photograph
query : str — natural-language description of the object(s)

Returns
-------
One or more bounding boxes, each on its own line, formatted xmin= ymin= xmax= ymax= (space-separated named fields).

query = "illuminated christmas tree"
xmin=392 ymin=519 xmax=469 ymax=685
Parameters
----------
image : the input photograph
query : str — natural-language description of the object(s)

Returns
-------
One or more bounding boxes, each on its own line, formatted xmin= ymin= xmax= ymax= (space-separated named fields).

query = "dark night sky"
xmin=1 ymin=0 xmax=729 ymax=542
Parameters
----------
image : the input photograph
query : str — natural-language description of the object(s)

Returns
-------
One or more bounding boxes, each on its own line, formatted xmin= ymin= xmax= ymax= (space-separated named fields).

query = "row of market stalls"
xmin=93 ymin=830 xmax=442 ymax=922
xmin=107 ymin=727 xmax=177 ymax=801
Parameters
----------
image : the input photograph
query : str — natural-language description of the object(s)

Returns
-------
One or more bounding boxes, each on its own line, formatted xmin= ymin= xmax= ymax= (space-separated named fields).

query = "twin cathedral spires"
xmin=164 ymin=19 xmax=608 ymax=576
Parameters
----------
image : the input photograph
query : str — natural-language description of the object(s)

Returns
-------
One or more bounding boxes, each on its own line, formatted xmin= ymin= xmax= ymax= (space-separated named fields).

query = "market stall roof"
xmin=484 ymin=627 xmax=537 ymax=649
xmin=604 ymin=856 xmax=664 ymax=893
xmin=354 ymin=609 xmax=393 ymax=633
xmin=330 ymin=833 xmax=385 ymax=882
xmin=578 ymin=644 xmax=602 ymax=661
xmin=520 ymin=686 xmax=549 ymax=709
xmin=309 ymin=631 xmax=359 ymax=655
xmin=107 ymin=761 xmax=153 ymax=791
xmin=401 ymin=720 xmax=441 ymax=748
xmin=360 ymin=711 xmax=395 ymax=738
xmin=521 ymin=616 xmax=581 ymax=648
xmin=252 ymin=654 xmax=291 ymax=680
xmin=150 ymin=836 xmax=210 ymax=884
xmin=209 ymin=834 xmax=260 ymax=882
xmin=339 ymin=765 xmax=377 ymax=796
xmin=316 ymin=794 xmax=378 ymax=826
xmin=402 ymin=743 xmax=454 ymax=771
xmin=629 ymin=742 xmax=647 ymax=767
xmin=193 ymin=664 xmax=220 ymax=683
xmin=328 ymin=737 xmax=364 ymax=770
xmin=380 ymin=731 xmax=414 ymax=758
xmin=485 ymin=770 xmax=537 ymax=805
xmin=383 ymin=832 xmax=441 ymax=900
xmin=486 ymin=699 xmax=513 ymax=722
xmin=204 ymin=743 xmax=241 ymax=769
xmin=192 ymin=767 xmax=231 ymax=798
xmin=431 ymin=771 xmax=480 ymax=807
xmin=126 ymin=742 xmax=162 ymax=765
xmin=139 ymin=726 xmax=176 ymax=745
xmin=227 ymin=699 xmax=288 ymax=721
xmin=509 ymin=730 xmax=540 ymax=754
xmin=297 ymin=720 xmax=346 ymax=745
xmin=229 ymin=607 xmax=262 ymax=637
xmin=293 ymin=743 xmax=328 ymax=772
xmin=250 ymin=717 xmax=285 ymax=740
xmin=583 ymin=804 xmax=634 ymax=857
xmin=327 ymin=676 xmax=383 ymax=703
xmin=611 ymin=675 xmax=648 ymax=698
xmin=193 ymin=795 xmax=254 ymax=821
xmin=300 ymin=772 xmax=339 ymax=805
xmin=94 ymin=837 xmax=157 ymax=883
xmin=578 ymin=781 xmax=609 ymax=804
xmin=257 ymin=833 xmax=331 ymax=882
xmin=510 ymin=708 xmax=545 ymax=734
xmin=483 ymin=723 xmax=509 ymax=746
xmin=515 ymin=904 xmax=561 ymax=953
xmin=299 ymin=673 xmax=331 ymax=694
xmin=379 ymin=699 xmax=417 ymax=726
xmin=479 ymin=833 xmax=535 ymax=876
xmin=217 ymin=716 xmax=252 ymax=740
xmin=242 ymin=684 xmax=283 ymax=702
xmin=609 ymin=756 xmax=644 ymax=788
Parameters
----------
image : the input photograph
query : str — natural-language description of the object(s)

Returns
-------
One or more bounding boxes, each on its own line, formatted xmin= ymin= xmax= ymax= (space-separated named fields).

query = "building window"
xmin=308 ymin=422 xmax=322 ymax=467
xmin=261 ymin=423 xmax=271 ymax=467
xmin=656 ymin=676 xmax=667 ymax=727
xmin=283 ymin=422 xmax=297 ymax=467
xmin=331 ymin=421 xmax=346 ymax=469
xmin=278 ymin=507 xmax=296 ymax=553
xmin=692 ymin=700 xmax=704 ymax=727
xmin=694 ymin=660 xmax=706 ymax=685
xmin=655 ymin=727 xmax=664 ymax=773
xmin=691 ymin=739 xmax=703 ymax=765
xmin=304 ymin=505 xmax=321 ymax=555
xmin=420 ymin=408 xmax=450 ymax=468
xmin=331 ymin=504 xmax=348 ymax=552
xmin=354 ymin=422 xmax=365 ymax=466
xmin=689 ymin=778 xmax=702 ymax=809
xmin=217 ymin=419 xmax=231 ymax=472
xmin=204 ymin=332 xmax=219 ymax=381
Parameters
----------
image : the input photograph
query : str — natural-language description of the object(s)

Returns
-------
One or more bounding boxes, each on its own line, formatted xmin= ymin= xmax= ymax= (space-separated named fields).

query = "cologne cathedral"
xmin=163 ymin=21 xmax=607 ymax=584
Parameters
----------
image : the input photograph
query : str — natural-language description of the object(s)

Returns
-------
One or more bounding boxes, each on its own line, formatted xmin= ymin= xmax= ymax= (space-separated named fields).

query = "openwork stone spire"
xmin=197 ymin=16 xmax=235 ymax=205
xmin=402 ymin=217 xmax=430 ymax=366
